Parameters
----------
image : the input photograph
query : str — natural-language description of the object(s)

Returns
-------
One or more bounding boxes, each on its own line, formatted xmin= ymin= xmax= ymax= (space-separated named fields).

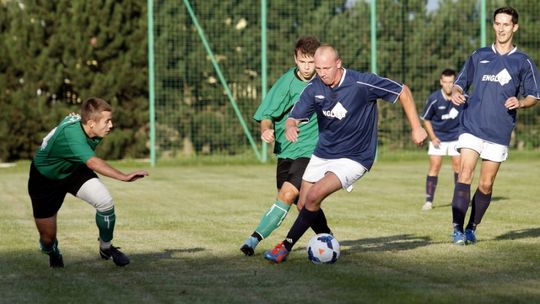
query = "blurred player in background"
xmin=240 ymin=36 xmax=332 ymax=256
xmin=421 ymin=69 xmax=462 ymax=210
xmin=450 ymin=6 xmax=539 ymax=245
xmin=28 ymin=97 xmax=149 ymax=267
xmin=263 ymin=44 xmax=427 ymax=263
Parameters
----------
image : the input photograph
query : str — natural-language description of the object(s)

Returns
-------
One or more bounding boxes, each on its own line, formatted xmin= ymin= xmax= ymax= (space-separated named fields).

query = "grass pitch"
xmin=1 ymin=154 xmax=540 ymax=303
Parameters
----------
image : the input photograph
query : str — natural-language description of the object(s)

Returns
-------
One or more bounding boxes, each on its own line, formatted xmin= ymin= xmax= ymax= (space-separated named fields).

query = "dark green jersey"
xmin=33 ymin=115 xmax=101 ymax=179
xmin=253 ymin=68 xmax=318 ymax=159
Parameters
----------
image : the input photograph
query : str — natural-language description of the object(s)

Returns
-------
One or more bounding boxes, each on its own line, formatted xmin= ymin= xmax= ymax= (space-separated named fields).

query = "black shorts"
xmin=28 ymin=162 xmax=97 ymax=219
xmin=275 ymin=157 xmax=310 ymax=190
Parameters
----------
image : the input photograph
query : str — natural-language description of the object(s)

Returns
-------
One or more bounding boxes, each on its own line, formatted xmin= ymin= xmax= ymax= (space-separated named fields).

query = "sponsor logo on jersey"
xmin=481 ymin=68 xmax=511 ymax=86
xmin=322 ymin=102 xmax=347 ymax=120
xmin=441 ymin=107 xmax=459 ymax=120
xmin=480 ymin=60 xmax=490 ymax=63
xmin=315 ymin=95 xmax=325 ymax=100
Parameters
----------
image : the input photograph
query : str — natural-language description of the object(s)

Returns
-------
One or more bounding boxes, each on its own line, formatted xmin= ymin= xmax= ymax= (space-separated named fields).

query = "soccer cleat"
xmin=240 ymin=236 xmax=259 ymax=256
xmin=100 ymin=245 xmax=130 ymax=266
xmin=465 ymin=229 xmax=477 ymax=245
xmin=48 ymin=252 xmax=64 ymax=268
xmin=452 ymin=230 xmax=465 ymax=245
xmin=263 ymin=242 xmax=289 ymax=263
xmin=421 ymin=202 xmax=433 ymax=210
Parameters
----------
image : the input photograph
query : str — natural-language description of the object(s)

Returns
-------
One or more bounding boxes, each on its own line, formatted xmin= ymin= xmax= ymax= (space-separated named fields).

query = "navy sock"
xmin=283 ymin=208 xmax=320 ymax=251
xmin=451 ymin=182 xmax=470 ymax=232
xmin=466 ymin=188 xmax=492 ymax=230
xmin=453 ymin=172 xmax=459 ymax=184
xmin=426 ymin=175 xmax=438 ymax=202
xmin=311 ymin=208 xmax=331 ymax=234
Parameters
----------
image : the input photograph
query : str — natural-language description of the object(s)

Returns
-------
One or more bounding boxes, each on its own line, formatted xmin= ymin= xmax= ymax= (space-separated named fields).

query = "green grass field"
xmin=1 ymin=154 xmax=540 ymax=303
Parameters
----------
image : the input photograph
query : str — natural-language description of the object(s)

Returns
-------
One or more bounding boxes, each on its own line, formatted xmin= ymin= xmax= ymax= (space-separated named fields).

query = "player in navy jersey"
xmin=450 ymin=7 xmax=539 ymax=245
xmin=263 ymin=44 xmax=427 ymax=263
xmin=240 ymin=36 xmax=331 ymax=256
xmin=421 ymin=69 xmax=462 ymax=210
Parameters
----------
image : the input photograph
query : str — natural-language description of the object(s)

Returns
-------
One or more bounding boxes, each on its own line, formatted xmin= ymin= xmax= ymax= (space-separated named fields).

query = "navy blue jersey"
xmin=289 ymin=69 xmax=403 ymax=170
xmin=454 ymin=45 xmax=540 ymax=145
xmin=421 ymin=89 xmax=462 ymax=141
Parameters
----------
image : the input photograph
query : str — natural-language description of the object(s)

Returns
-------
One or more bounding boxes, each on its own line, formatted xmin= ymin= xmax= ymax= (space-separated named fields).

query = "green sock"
xmin=96 ymin=208 xmax=116 ymax=243
xmin=39 ymin=239 xmax=60 ymax=255
xmin=254 ymin=200 xmax=291 ymax=239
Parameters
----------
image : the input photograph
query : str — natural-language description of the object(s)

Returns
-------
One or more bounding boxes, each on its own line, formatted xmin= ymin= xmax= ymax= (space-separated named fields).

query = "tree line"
xmin=1 ymin=0 xmax=538 ymax=161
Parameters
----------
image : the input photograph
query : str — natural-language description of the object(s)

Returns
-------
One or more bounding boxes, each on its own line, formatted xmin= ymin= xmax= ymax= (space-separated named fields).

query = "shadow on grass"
xmin=433 ymin=196 xmax=508 ymax=209
xmin=494 ymin=227 xmax=540 ymax=241
xmin=338 ymin=234 xmax=432 ymax=254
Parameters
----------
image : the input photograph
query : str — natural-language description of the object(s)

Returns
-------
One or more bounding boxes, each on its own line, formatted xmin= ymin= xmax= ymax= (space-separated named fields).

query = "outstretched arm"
xmin=86 ymin=156 xmax=148 ymax=182
xmin=399 ymin=85 xmax=428 ymax=145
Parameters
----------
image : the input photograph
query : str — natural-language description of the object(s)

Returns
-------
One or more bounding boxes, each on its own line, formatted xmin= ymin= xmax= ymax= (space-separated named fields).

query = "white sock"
xmin=100 ymin=239 xmax=112 ymax=249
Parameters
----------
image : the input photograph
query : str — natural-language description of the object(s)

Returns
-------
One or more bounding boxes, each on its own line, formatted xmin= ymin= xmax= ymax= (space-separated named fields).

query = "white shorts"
xmin=303 ymin=155 xmax=368 ymax=192
xmin=457 ymin=133 xmax=508 ymax=162
xmin=428 ymin=140 xmax=460 ymax=156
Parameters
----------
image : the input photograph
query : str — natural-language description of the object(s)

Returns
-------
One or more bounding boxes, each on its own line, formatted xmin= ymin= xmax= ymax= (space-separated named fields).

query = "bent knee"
xmin=76 ymin=178 xmax=114 ymax=212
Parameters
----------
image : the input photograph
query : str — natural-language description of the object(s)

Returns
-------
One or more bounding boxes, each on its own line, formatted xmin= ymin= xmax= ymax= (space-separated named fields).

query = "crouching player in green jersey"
xmin=28 ymin=97 xmax=148 ymax=268
xmin=240 ymin=36 xmax=331 ymax=256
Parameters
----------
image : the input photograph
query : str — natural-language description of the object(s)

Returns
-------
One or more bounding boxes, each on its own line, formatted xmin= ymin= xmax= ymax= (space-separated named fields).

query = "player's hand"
xmin=261 ymin=129 xmax=275 ymax=143
xmin=451 ymin=91 xmax=466 ymax=106
xmin=432 ymin=137 xmax=441 ymax=148
xmin=124 ymin=170 xmax=149 ymax=182
xmin=504 ymin=96 xmax=521 ymax=110
xmin=285 ymin=126 xmax=299 ymax=142
xmin=412 ymin=127 xmax=428 ymax=146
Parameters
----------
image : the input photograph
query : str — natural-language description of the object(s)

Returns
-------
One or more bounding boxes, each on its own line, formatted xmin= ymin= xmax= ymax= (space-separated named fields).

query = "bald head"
xmin=314 ymin=44 xmax=342 ymax=87
xmin=315 ymin=44 xmax=340 ymax=61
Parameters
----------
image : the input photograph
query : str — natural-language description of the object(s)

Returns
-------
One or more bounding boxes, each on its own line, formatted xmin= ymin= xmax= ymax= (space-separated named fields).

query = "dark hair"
xmin=441 ymin=68 xmax=456 ymax=78
xmin=493 ymin=7 xmax=518 ymax=24
xmin=81 ymin=97 xmax=112 ymax=123
xmin=294 ymin=36 xmax=320 ymax=57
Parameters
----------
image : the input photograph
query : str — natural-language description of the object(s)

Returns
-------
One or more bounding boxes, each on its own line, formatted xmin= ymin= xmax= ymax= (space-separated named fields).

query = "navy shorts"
xmin=275 ymin=157 xmax=310 ymax=190
xmin=28 ymin=162 xmax=97 ymax=218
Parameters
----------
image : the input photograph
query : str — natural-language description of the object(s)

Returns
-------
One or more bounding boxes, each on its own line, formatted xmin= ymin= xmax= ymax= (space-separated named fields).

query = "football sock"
xmin=426 ymin=175 xmax=438 ymax=203
xmin=96 ymin=208 xmax=116 ymax=245
xmin=453 ymin=172 xmax=459 ymax=184
xmin=39 ymin=238 xmax=60 ymax=255
xmin=451 ymin=182 xmax=470 ymax=232
xmin=254 ymin=200 xmax=291 ymax=239
xmin=250 ymin=232 xmax=263 ymax=242
xmin=311 ymin=208 xmax=331 ymax=234
xmin=283 ymin=208 xmax=320 ymax=251
xmin=466 ymin=188 xmax=492 ymax=230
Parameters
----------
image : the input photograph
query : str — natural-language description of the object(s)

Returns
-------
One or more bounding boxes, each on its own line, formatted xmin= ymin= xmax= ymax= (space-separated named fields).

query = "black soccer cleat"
xmin=240 ymin=244 xmax=255 ymax=256
xmin=49 ymin=252 xmax=64 ymax=268
xmin=100 ymin=245 xmax=130 ymax=266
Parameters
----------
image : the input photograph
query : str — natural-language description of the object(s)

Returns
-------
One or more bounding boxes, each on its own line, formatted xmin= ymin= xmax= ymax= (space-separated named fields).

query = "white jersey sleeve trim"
xmin=421 ymin=99 xmax=438 ymax=120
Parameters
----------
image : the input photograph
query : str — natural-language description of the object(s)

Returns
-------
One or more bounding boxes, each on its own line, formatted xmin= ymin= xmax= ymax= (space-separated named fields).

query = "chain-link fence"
xmin=149 ymin=0 xmax=540 ymax=163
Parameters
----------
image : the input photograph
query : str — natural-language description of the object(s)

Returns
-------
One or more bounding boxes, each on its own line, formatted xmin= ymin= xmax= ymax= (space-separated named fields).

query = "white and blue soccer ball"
xmin=307 ymin=233 xmax=340 ymax=264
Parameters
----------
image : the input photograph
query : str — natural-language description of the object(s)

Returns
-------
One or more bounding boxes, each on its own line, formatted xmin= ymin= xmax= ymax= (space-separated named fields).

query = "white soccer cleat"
xmin=421 ymin=202 xmax=433 ymax=210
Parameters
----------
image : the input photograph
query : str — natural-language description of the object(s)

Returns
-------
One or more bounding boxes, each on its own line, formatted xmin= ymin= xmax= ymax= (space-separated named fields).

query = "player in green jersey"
xmin=240 ymin=36 xmax=330 ymax=256
xmin=28 ymin=97 xmax=148 ymax=268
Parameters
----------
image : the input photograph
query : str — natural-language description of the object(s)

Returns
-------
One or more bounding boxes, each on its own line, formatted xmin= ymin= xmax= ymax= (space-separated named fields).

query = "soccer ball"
xmin=307 ymin=233 xmax=340 ymax=264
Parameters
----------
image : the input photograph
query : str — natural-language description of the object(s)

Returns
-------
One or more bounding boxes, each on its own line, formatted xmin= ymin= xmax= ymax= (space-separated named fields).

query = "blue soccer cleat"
xmin=453 ymin=230 xmax=465 ymax=245
xmin=465 ymin=229 xmax=477 ymax=245
xmin=240 ymin=236 xmax=259 ymax=256
xmin=263 ymin=242 xmax=289 ymax=263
